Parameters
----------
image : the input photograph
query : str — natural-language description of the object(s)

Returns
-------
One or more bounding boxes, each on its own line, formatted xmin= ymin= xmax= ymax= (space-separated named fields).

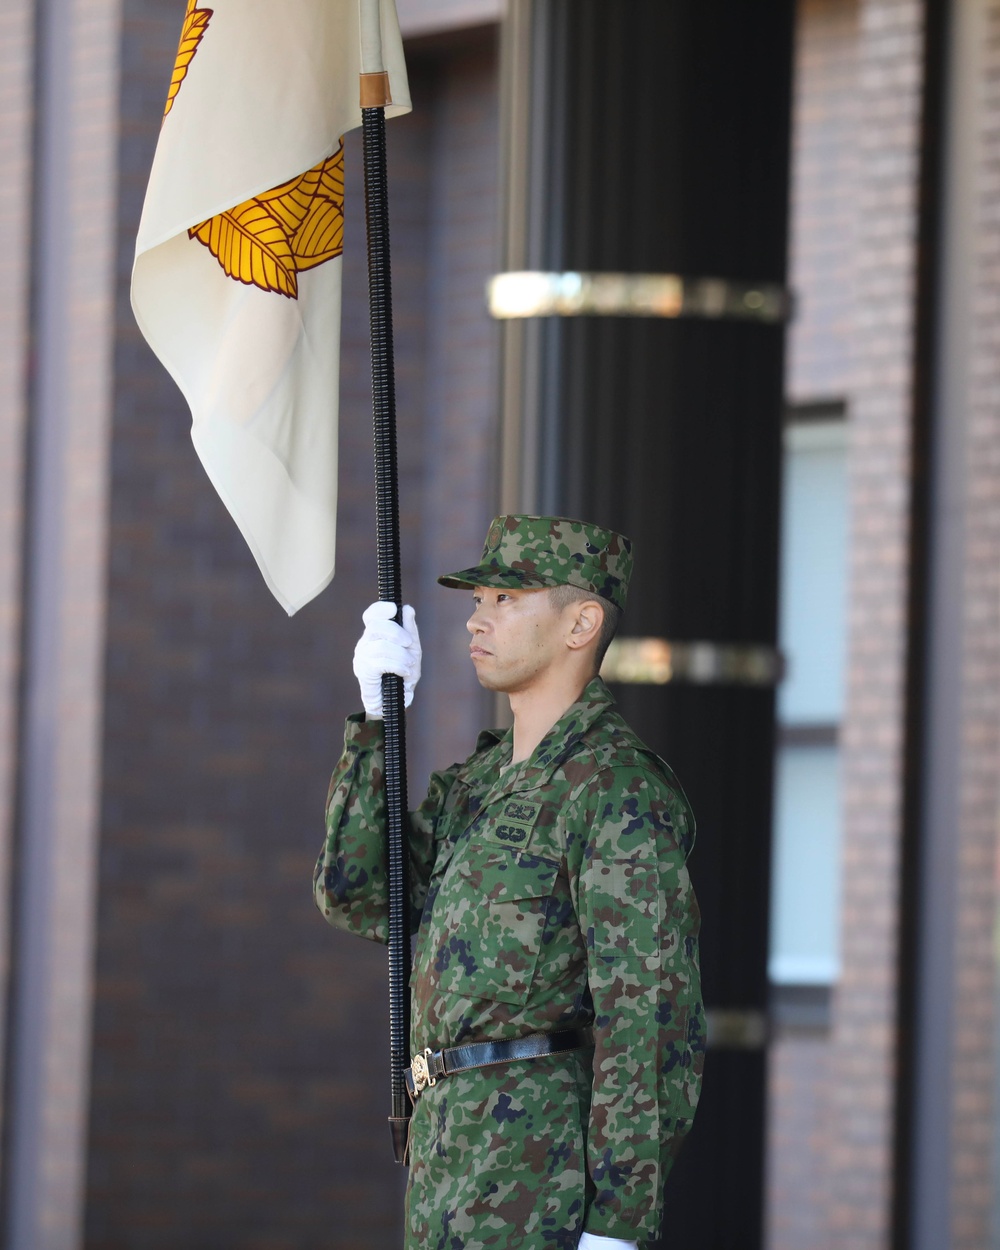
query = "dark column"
xmin=496 ymin=4 xmax=795 ymax=1246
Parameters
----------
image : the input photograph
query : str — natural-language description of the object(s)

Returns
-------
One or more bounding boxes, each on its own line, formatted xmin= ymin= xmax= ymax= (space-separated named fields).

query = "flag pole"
xmin=360 ymin=54 xmax=412 ymax=1163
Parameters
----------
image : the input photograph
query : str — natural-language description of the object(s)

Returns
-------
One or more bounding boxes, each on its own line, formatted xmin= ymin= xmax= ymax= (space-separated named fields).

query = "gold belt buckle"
xmin=411 ymin=1047 xmax=436 ymax=1096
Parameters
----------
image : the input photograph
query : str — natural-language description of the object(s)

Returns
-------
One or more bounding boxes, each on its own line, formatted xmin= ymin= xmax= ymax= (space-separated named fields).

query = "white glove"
xmin=578 ymin=1236 xmax=638 ymax=1250
xmin=353 ymin=601 xmax=421 ymax=718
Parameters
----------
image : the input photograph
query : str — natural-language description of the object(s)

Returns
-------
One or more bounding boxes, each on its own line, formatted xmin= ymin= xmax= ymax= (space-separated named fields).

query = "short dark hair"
xmin=547 ymin=583 xmax=622 ymax=668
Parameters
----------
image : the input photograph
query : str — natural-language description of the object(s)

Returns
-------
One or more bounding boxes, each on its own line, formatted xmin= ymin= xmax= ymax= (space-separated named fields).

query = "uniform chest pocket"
xmin=430 ymin=848 xmax=559 ymax=1007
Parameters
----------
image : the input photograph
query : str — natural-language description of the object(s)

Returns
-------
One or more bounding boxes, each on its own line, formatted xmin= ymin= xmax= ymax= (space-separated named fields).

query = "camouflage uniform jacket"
xmin=315 ymin=677 xmax=703 ymax=1248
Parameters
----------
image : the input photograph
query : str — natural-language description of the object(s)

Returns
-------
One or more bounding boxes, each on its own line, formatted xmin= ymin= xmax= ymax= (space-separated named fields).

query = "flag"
xmin=132 ymin=0 xmax=410 ymax=614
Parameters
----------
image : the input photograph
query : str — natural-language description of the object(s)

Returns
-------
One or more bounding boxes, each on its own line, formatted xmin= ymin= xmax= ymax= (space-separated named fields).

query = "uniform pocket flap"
xmin=457 ymin=848 xmax=559 ymax=904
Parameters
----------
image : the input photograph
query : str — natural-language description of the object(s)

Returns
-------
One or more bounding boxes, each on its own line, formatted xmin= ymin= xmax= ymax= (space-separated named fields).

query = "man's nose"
xmin=467 ymin=606 xmax=486 ymax=634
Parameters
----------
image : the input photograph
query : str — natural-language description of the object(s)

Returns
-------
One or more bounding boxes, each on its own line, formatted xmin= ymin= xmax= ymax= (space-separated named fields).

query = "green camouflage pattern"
xmin=314 ymin=677 xmax=703 ymax=1247
xmin=437 ymin=515 xmax=634 ymax=611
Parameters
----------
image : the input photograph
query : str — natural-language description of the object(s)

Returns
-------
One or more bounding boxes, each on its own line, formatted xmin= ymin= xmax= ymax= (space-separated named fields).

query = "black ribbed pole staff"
xmin=361 ymin=87 xmax=411 ymax=1163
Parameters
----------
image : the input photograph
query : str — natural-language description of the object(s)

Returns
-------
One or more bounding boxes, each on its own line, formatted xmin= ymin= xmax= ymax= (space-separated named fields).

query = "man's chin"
xmin=471 ymin=662 xmax=511 ymax=694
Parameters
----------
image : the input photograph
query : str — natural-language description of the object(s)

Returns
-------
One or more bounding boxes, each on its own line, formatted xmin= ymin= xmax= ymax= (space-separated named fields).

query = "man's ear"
xmin=567 ymin=599 xmax=604 ymax=649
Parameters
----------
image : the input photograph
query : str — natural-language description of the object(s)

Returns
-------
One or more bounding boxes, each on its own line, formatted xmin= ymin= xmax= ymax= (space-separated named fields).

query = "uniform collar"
xmin=487 ymin=676 xmax=616 ymax=792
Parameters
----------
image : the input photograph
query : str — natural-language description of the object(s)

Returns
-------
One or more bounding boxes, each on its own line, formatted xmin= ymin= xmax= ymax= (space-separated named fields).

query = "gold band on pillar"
xmin=488 ymin=271 xmax=791 ymax=323
xmin=706 ymin=1009 xmax=769 ymax=1050
xmin=601 ymin=638 xmax=784 ymax=687
xmin=360 ymin=71 xmax=392 ymax=108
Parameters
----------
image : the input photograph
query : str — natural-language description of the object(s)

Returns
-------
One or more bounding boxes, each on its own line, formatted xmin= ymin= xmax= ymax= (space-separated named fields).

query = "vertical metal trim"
xmin=904 ymin=4 xmax=988 ymax=1248
xmin=2 ymin=2 xmax=73 ymax=1236
xmin=2 ymin=0 xmax=121 ymax=1245
xmin=891 ymin=0 xmax=963 ymax=1246
xmin=0 ymin=0 xmax=35 ymax=1211
xmin=496 ymin=0 xmax=570 ymax=515
xmin=496 ymin=0 xmax=536 ymax=512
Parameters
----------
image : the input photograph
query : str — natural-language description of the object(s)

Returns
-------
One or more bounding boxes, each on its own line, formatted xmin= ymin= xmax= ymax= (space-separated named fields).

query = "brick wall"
xmin=84 ymin=10 xmax=498 ymax=1246
xmin=766 ymin=4 xmax=858 ymax=1246
xmin=785 ymin=0 xmax=860 ymax=405
xmin=407 ymin=40 xmax=500 ymax=788
xmin=828 ymin=0 xmax=925 ymax=1243
xmin=769 ymin=0 xmax=937 ymax=1246
xmin=772 ymin=3 xmax=1000 ymax=1248
xmin=767 ymin=1033 xmax=834 ymax=1250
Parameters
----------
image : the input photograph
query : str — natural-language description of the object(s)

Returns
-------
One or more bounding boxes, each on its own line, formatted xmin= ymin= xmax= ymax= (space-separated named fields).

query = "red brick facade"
xmin=771 ymin=2 xmax=1000 ymax=1248
xmin=767 ymin=1 xmax=928 ymax=1242
xmin=828 ymin=0 xmax=925 ymax=1240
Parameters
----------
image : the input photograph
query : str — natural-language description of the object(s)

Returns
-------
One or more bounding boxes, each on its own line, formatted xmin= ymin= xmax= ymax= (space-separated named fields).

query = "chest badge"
xmin=481 ymin=798 xmax=541 ymax=851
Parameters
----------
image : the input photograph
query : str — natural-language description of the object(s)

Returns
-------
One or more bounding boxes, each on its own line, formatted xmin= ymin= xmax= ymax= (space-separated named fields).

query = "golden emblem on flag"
xmin=164 ymin=0 xmax=213 ymax=119
xmin=187 ymin=146 xmax=345 ymax=298
xmin=133 ymin=0 xmax=411 ymax=612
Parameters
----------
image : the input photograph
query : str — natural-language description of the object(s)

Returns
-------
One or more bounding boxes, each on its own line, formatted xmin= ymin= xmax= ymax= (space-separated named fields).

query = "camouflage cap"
xmin=437 ymin=515 xmax=633 ymax=611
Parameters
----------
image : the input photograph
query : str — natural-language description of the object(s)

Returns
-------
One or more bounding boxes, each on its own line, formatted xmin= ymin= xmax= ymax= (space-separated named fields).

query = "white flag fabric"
xmin=132 ymin=0 xmax=410 ymax=614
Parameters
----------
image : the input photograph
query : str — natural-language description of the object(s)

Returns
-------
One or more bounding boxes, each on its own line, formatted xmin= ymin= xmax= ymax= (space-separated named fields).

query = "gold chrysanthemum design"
xmin=164 ymin=0 xmax=345 ymax=297
xmin=188 ymin=146 xmax=345 ymax=299
xmin=164 ymin=0 xmax=213 ymax=119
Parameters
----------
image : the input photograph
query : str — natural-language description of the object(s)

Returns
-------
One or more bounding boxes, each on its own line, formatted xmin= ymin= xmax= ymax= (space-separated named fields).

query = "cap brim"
xmin=437 ymin=564 xmax=558 ymax=592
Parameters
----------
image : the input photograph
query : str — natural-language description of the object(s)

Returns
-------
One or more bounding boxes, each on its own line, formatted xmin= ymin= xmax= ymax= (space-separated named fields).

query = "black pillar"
xmin=497 ymin=4 xmax=795 ymax=1246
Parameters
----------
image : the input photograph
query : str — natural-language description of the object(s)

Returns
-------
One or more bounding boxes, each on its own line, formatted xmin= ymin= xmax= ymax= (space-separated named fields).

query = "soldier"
xmin=315 ymin=515 xmax=703 ymax=1250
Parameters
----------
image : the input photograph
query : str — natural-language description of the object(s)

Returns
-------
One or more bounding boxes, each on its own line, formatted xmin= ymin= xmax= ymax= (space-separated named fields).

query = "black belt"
xmin=405 ymin=1027 xmax=594 ymax=1099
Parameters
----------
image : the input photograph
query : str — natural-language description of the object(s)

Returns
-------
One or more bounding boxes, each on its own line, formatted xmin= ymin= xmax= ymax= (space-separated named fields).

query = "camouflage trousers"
xmin=404 ymin=1048 xmax=595 ymax=1250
